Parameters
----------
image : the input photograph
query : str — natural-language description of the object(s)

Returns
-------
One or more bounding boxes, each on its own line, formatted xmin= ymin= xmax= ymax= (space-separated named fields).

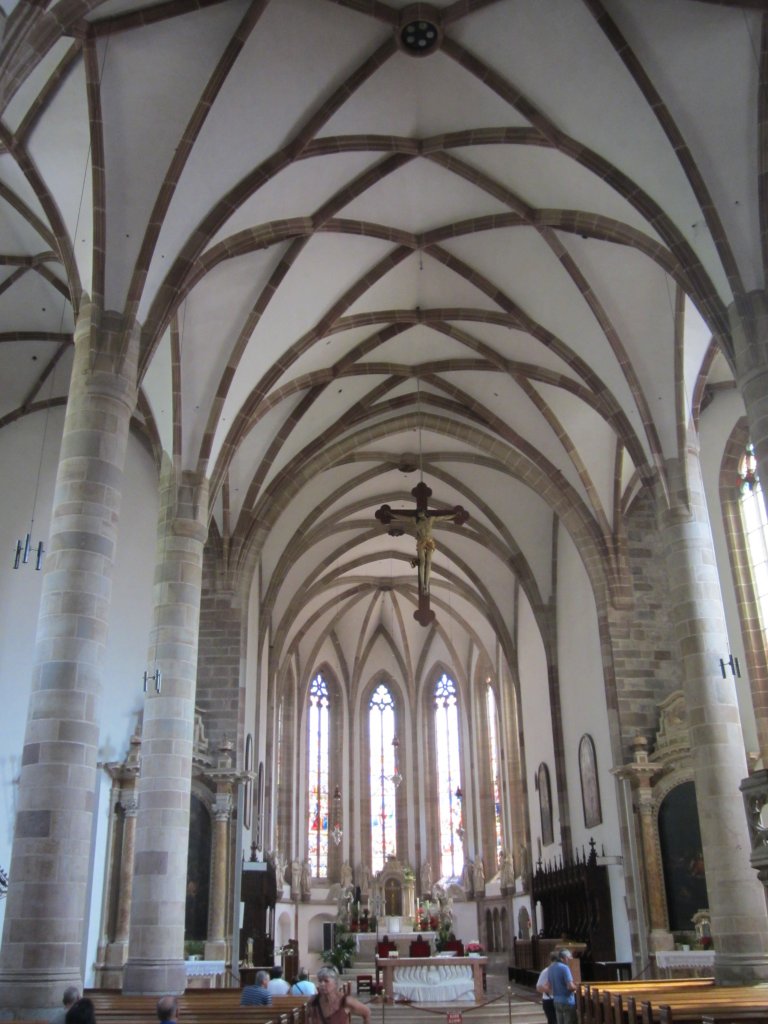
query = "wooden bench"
xmin=576 ymin=980 xmax=768 ymax=1024
xmin=579 ymin=980 xmax=715 ymax=1024
xmin=84 ymin=989 xmax=309 ymax=1024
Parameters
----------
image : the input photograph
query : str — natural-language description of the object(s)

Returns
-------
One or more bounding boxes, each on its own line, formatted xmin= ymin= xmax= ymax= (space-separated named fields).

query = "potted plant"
xmin=320 ymin=931 xmax=356 ymax=974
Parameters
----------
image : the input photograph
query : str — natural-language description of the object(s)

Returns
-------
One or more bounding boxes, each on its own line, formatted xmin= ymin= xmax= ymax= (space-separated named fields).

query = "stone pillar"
xmin=616 ymin=738 xmax=670 ymax=948
xmin=205 ymin=790 xmax=232 ymax=960
xmin=730 ymin=290 xmax=768 ymax=765
xmin=661 ymin=445 xmax=768 ymax=983
xmin=122 ymin=462 xmax=209 ymax=995
xmin=0 ymin=305 xmax=138 ymax=1015
xmin=114 ymin=794 xmax=139 ymax=947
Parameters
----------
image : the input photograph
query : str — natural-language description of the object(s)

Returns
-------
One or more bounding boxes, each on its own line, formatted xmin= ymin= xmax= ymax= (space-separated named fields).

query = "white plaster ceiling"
xmin=0 ymin=0 xmax=756 ymax=692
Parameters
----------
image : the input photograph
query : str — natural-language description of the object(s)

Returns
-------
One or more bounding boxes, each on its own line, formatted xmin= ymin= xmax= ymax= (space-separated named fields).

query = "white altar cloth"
xmin=392 ymin=961 xmax=475 ymax=1003
xmin=655 ymin=950 xmax=715 ymax=976
xmin=185 ymin=959 xmax=225 ymax=978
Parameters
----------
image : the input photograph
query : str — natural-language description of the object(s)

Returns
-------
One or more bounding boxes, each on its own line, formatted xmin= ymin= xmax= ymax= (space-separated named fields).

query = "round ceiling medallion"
xmin=398 ymin=5 xmax=442 ymax=57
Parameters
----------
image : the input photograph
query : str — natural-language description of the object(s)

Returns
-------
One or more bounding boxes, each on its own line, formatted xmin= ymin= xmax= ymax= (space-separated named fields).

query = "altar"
xmin=376 ymin=956 xmax=486 ymax=1004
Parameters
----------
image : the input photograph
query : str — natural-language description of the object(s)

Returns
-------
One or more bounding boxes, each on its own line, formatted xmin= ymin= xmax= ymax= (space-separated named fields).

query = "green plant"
xmin=184 ymin=939 xmax=205 ymax=958
xmin=320 ymin=930 xmax=356 ymax=973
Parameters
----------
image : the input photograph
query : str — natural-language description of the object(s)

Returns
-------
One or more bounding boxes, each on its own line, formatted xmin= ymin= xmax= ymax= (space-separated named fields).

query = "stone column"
xmin=0 ymin=305 xmax=138 ymax=1015
xmin=114 ymin=794 xmax=139 ymax=947
xmin=730 ymin=290 xmax=768 ymax=764
xmin=122 ymin=462 xmax=209 ymax=995
xmin=616 ymin=738 xmax=669 ymax=946
xmin=205 ymin=789 xmax=233 ymax=960
xmin=661 ymin=444 xmax=768 ymax=983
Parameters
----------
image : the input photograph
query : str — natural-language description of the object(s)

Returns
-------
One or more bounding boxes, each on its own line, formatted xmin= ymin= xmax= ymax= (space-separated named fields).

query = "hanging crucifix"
xmin=375 ymin=481 xmax=469 ymax=626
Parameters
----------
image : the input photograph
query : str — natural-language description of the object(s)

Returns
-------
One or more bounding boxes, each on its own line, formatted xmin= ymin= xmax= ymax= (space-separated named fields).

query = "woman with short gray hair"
xmin=308 ymin=966 xmax=371 ymax=1024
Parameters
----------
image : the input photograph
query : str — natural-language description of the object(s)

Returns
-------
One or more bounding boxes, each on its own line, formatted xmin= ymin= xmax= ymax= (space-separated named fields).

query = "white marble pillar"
xmin=661 ymin=445 xmax=768 ymax=983
xmin=0 ymin=305 xmax=139 ymax=1015
xmin=122 ymin=461 xmax=209 ymax=995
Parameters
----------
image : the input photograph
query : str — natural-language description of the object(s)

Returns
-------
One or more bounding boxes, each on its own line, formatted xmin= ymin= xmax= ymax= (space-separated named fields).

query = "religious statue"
xmin=375 ymin=481 xmax=469 ymax=626
xmin=291 ymin=859 xmax=302 ymax=896
xmin=300 ymin=859 xmax=312 ymax=900
xmin=500 ymin=849 xmax=515 ymax=891
xmin=460 ymin=860 xmax=473 ymax=894
xmin=268 ymin=849 xmax=287 ymax=887
xmin=358 ymin=861 xmax=371 ymax=896
xmin=340 ymin=861 xmax=353 ymax=889
xmin=420 ymin=860 xmax=433 ymax=897
xmin=473 ymin=857 xmax=485 ymax=895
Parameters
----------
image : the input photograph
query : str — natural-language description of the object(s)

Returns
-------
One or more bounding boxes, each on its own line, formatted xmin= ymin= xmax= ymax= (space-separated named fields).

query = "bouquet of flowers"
xmin=466 ymin=942 xmax=484 ymax=954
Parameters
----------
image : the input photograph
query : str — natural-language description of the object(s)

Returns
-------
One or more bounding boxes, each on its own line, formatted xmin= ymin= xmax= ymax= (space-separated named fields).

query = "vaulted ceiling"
xmin=0 ymin=0 xmax=757 ymax=690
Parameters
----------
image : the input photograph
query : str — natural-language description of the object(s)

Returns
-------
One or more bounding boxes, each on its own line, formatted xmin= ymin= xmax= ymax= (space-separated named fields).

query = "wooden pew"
xmin=580 ymin=984 xmax=768 ymax=1024
xmin=84 ymin=989 xmax=310 ymax=1024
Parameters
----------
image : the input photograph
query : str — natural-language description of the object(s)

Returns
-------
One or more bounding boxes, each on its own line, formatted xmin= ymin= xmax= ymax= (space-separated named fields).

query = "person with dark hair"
xmin=64 ymin=998 xmax=96 ymax=1024
xmin=156 ymin=995 xmax=178 ymax=1023
xmin=290 ymin=967 xmax=317 ymax=995
xmin=51 ymin=985 xmax=80 ymax=1024
xmin=267 ymin=965 xmax=290 ymax=995
xmin=241 ymin=969 xmax=272 ymax=1006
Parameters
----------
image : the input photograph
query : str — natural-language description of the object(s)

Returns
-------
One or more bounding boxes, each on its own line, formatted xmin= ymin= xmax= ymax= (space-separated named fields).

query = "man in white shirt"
xmin=267 ymin=966 xmax=291 ymax=995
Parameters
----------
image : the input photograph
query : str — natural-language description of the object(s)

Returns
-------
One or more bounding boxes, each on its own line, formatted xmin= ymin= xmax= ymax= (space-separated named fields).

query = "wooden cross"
xmin=375 ymin=481 xmax=469 ymax=626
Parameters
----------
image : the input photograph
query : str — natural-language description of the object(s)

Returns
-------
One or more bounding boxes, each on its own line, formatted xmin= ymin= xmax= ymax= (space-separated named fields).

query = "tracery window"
xmin=434 ymin=673 xmax=464 ymax=879
xmin=739 ymin=443 xmax=768 ymax=641
xmin=486 ymin=685 xmax=503 ymax=866
xmin=307 ymin=673 xmax=330 ymax=877
xmin=369 ymin=682 xmax=397 ymax=872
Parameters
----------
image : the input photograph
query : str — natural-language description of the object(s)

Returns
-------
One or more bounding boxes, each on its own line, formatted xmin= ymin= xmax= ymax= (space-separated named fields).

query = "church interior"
xmin=2 ymin=0 xmax=768 ymax=1016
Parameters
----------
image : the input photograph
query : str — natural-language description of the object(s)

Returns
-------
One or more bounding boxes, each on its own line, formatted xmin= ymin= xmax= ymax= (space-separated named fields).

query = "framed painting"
xmin=579 ymin=734 xmax=602 ymax=828
xmin=537 ymin=762 xmax=554 ymax=846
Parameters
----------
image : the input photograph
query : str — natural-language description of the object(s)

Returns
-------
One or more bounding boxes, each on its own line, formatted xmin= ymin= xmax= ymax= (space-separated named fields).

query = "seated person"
xmin=267 ymin=965 xmax=291 ymax=995
xmin=290 ymin=967 xmax=317 ymax=995
xmin=241 ymin=969 xmax=272 ymax=1005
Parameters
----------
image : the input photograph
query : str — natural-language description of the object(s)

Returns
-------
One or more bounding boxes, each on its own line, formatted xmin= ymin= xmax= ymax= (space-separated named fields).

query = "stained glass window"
xmin=486 ymin=685 xmax=503 ymax=867
xmin=307 ymin=673 xmax=330 ymax=877
xmin=434 ymin=673 xmax=464 ymax=879
xmin=369 ymin=683 xmax=397 ymax=872
xmin=739 ymin=445 xmax=768 ymax=642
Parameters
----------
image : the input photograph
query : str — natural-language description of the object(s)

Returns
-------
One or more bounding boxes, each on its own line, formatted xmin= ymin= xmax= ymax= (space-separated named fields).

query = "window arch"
xmin=369 ymin=682 xmax=398 ymax=872
xmin=434 ymin=673 xmax=464 ymax=879
xmin=307 ymin=673 xmax=331 ymax=878
xmin=738 ymin=443 xmax=768 ymax=641
xmin=486 ymin=684 xmax=503 ymax=867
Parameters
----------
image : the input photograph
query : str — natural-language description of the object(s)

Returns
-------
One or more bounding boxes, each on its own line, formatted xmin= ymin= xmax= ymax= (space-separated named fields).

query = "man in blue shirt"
xmin=548 ymin=948 xmax=577 ymax=1024
xmin=241 ymin=970 xmax=273 ymax=1006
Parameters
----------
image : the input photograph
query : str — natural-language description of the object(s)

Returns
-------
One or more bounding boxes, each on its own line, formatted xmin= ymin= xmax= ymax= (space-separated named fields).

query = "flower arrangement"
xmin=466 ymin=942 xmax=484 ymax=955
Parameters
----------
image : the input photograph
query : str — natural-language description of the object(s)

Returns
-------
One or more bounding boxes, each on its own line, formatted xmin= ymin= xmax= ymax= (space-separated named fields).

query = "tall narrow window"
xmin=369 ymin=683 xmax=397 ymax=872
xmin=307 ymin=673 xmax=330 ymax=878
xmin=486 ymin=685 xmax=503 ymax=867
xmin=434 ymin=673 xmax=464 ymax=879
xmin=740 ymin=444 xmax=768 ymax=641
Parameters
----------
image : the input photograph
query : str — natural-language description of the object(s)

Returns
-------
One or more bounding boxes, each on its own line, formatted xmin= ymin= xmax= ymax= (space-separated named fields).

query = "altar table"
xmin=184 ymin=959 xmax=226 ymax=987
xmin=376 ymin=956 xmax=486 ymax=1004
xmin=654 ymin=950 xmax=715 ymax=977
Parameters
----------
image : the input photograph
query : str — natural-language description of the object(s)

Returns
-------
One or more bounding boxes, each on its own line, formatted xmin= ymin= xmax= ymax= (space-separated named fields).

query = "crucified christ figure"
xmin=375 ymin=481 xmax=469 ymax=625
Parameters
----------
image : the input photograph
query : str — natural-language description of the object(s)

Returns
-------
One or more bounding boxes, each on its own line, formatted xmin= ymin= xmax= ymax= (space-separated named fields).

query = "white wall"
xmin=555 ymin=524 xmax=631 ymax=960
xmin=0 ymin=414 xmax=159 ymax=977
xmin=517 ymin=592 xmax=556 ymax=866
